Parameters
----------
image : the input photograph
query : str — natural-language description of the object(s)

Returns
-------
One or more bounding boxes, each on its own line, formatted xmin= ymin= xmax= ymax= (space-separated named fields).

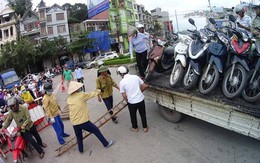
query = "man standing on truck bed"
xmin=117 ymin=65 xmax=149 ymax=132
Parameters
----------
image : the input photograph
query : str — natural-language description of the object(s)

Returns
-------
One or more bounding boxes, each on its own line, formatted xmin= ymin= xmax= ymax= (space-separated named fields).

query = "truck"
xmin=0 ymin=69 xmax=21 ymax=89
xmin=130 ymin=64 xmax=260 ymax=140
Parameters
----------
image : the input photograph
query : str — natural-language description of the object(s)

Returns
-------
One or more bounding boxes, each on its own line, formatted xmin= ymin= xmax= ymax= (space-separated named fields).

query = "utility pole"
xmin=114 ymin=15 xmax=120 ymax=45
xmin=175 ymin=10 xmax=179 ymax=32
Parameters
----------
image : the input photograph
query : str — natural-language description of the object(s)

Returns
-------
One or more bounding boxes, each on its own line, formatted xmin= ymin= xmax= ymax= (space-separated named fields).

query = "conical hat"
xmin=67 ymin=81 xmax=83 ymax=95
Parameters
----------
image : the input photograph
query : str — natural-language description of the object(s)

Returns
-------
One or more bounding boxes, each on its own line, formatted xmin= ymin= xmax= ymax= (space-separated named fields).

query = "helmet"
xmin=137 ymin=24 xmax=144 ymax=29
xmin=127 ymin=26 xmax=138 ymax=37
xmin=117 ymin=65 xmax=129 ymax=74
xmin=98 ymin=66 xmax=108 ymax=73
xmin=7 ymin=97 xmax=18 ymax=106
xmin=235 ymin=4 xmax=244 ymax=12
xmin=43 ymin=82 xmax=53 ymax=92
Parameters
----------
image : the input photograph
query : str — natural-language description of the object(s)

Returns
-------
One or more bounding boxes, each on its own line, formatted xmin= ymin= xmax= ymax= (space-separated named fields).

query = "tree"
xmin=62 ymin=3 xmax=88 ymax=24
xmin=154 ymin=22 xmax=162 ymax=36
xmin=6 ymin=0 xmax=32 ymax=17
xmin=69 ymin=31 xmax=94 ymax=60
xmin=0 ymin=38 xmax=35 ymax=75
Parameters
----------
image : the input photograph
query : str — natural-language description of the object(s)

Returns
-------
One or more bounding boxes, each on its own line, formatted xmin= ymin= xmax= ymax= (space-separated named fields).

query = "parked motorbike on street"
xmin=145 ymin=37 xmax=175 ymax=82
xmin=198 ymin=18 xmax=229 ymax=94
xmin=222 ymin=15 xmax=251 ymax=99
xmin=169 ymin=33 xmax=193 ymax=87
xmin=182 ymin=18 xmax=210 ymax=90
xmin=3 ymin=127 xmax=28 ymax=163
xmin=242 ymin=41 xmax=260 ymax=103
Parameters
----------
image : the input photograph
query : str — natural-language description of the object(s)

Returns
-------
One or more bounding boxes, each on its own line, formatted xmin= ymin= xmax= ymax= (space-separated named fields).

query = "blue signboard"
xmin=87 ymin=0 xmax=110 ymax=19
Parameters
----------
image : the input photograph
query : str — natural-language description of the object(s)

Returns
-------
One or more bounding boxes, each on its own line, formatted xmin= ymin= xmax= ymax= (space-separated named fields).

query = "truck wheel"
xmin=158 ymin=104 xmax=183 ymax=123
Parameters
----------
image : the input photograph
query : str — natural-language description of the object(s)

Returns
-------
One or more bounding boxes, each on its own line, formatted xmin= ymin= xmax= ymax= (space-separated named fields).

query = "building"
xmin=150 ymin=7 xmax=173 ymax=38
xmin=38 ymin=0 xmax=71 ymax=68
xmin=0 ymin=7 xmax=18 ymax=49
xmin=38 ymin=1 xmax=70 ymax=42
xmin=135 ymin=3 xmax=152 ymax=32
xmin=19 ymin=9 xmax=41 ymax=45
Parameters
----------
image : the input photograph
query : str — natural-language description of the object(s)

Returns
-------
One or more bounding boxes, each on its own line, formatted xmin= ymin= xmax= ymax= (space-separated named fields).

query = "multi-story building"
xmin=38 ymin=1 xmax=70 ymax=42
xmin=38 ymin=0 xmax=71 ymax=68
xmin=19 ymin=9 xmax=41 ymax=45
xmin=0 ymin=7 xmax=18 ymax=49
xmin=135 ymin=3 xmax=152 ymax=32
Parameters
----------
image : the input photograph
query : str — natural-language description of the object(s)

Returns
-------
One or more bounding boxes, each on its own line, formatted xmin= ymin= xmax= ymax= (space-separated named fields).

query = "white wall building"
xmin=0 ymin=7 xmax=18 ymax=49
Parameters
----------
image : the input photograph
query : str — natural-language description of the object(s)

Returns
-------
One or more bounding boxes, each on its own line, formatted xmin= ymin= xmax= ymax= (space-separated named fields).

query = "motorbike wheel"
xmin=144 ymin=70 xmax=153 ymax=82
xmin=242 ymin=69 xmax=260 ymax=103
xmin=169 ymin=63 xmax=185 ymax=87
xmin=222 ymin=64 xmax=247 ymax=99
xmin=182 ymin=67 xmax=199 ymax=90
xmin=199 ymin=64 xmax=220 ymax=95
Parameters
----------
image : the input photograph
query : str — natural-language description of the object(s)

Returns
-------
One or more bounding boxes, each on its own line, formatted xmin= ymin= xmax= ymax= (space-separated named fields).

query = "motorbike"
xmin=242 ymin=41 xmax=260 ymax=103
xmin=222 ymin=15 xmax=251 ymax=99
xmin=198 ymin=18 xmax=229 ymax=94
xmin=3 ymin=127 xmax=28 ymax=163
xmin=182 ymin=18 xmax=210 ymax=90
xmin=144 ymin=36 xmax=175 ymax=82
xmin=169 ymin=33 xmax=193 ymax=87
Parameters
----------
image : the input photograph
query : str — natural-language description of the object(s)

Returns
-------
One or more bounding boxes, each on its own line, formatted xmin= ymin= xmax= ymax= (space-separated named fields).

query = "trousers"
xmin=73 ymin=121 xmax=108 ymax=153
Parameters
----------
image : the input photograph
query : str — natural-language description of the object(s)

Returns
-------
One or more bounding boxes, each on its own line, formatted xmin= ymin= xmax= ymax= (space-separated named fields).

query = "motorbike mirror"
xmin=209 ymin=18 xmax=216 ymax=25
xmin=188 ymin=18 xmax=195 ymax=26
xmin=228 ymin=14 xmax=236 ymax=22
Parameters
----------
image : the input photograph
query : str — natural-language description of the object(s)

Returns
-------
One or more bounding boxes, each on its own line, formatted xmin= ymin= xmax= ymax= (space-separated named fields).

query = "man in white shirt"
xmin=74 ymin=65 xmax=85 ymax=92
xmin=117 ymin=66 xmax=149 ymax=132
xmin=235 ymin=4 xmax=252 ymax=35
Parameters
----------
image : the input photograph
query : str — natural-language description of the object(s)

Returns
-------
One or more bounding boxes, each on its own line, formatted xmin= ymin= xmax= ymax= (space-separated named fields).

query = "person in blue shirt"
xmin=74 ymin=65 xmax=85 ymax=92
xmin=129 ymin=27 xmax=149 ymax=78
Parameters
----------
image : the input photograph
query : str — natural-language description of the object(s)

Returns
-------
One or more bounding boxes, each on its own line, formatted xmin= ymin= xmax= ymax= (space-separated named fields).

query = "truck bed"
xmin=147 ymin=70 xmax=260 ymax=118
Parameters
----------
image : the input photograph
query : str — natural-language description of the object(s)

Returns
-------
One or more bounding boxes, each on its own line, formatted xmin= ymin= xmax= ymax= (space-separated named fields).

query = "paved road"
xmin=8 ymin=67 xmax=260 ymax=163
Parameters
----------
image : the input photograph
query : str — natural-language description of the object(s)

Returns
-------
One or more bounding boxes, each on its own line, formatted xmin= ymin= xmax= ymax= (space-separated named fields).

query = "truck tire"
xmin=158 ymin=104 xmax=183 ymax=123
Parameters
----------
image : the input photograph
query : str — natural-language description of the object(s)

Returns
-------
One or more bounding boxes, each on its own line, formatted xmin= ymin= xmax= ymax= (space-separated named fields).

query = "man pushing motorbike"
xmin=0 ymin=97 xmax=47 ymax=159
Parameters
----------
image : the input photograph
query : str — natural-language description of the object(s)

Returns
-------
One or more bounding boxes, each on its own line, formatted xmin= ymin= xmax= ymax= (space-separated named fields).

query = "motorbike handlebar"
xmin=187 ymin=29 xmax=195 ymax=33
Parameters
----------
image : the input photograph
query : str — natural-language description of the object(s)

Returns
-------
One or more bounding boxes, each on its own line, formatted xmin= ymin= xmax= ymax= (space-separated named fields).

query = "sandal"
xmin=143 ymin=127 xmax=149 ymax=133
xmin=130 ymin=127 xmax=139 ymax=132
xmin=39 ymin=151 xmax=45 ymax=159
xmin=41 ymin=143 xmax=47 ymax=148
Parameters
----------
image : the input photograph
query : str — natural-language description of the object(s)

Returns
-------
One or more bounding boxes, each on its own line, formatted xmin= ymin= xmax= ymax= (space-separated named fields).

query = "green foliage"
xmin=6 ymin=0 xmax=32 ymax=17
xmin=69 ymin=30 xmax=94 ymax=56
xmin=103 ymin=57 xmax=136 ymax=65
xmin=62 ymin=3 xmax=87 ymax=24
xmin=0 ymin=38 xmax=35 ymax=74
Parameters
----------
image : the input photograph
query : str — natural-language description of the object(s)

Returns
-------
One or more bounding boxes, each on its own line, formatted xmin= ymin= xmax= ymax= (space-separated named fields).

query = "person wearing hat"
xmin=117 ymin=66 xmax=149 ymax=132
xmin=128 ymin=26 xmax=149 ymax=78
xmin=235 ymin=4 xmax=252 ymax=34
xmin=96 ymin=66 xmax=119 ymax=124
xmin=66 ymin=81 xmax=114 ymax=153
xmin=62 ymin=66 xmax=73 ymax=88
xmin=0 ymin=97 xmax=47 ymax=159
xmin=42 ymin=82 xmax=70 ymax=145
xmin=251 ymin=2 xmax=260 ymax=42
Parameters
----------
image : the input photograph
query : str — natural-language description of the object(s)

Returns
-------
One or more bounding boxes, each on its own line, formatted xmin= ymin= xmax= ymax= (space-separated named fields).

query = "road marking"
xmin=53 ymin=82 xmax=61 ymax=95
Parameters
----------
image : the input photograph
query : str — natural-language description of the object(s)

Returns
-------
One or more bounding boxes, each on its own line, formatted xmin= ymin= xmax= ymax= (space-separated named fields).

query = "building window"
xmin=127 ymin=2 xmax=132 ymax=8
xmin=135 ymin=14 xmax=138 ymax=19
xmin=57 ymin=25 xmax=66 ymax=33
xmin=40 ymin=11 xmax=45 ymax=20
xmin=10 ymin=26 xmax=13 ymax=36
xmin=4 ymin=30 xmax=9 ymax=38
xmin=151 ymin=9 xmax=156 ymax=13
xmin=48 ymin=27 xmax=53 ymax=35
xmin=126 ymin=11 xmax=132 ymax=19
xmin=134 ymin=5 xmax=137 ymax=9
xmin=56 ymin=13 xmax=64 ymax=21
xmin=24 ymin=22 xmax=37 ymax=31
xmin=47 ymin=15 xmax=52 ymax=22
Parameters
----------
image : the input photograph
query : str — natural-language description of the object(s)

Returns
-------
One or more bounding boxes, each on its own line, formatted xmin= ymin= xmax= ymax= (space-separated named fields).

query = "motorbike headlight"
xmin=242 ymin=32 xmax=249 ymax=42
xmin=184 ymin=38 xmax=192 ymax=45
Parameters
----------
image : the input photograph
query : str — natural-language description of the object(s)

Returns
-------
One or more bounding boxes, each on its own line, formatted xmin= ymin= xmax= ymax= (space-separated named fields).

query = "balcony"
xmin=0 ymin=19 xmax=16 ymax=28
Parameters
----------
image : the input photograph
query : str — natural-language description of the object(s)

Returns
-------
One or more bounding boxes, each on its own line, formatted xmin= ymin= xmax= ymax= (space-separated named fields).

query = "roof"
xmin=46 ymin=3 xmax=64 ymax=12
xmin=38 ymin=0 xmax=46 ymax=8
xmin=0 ymin=6 xmax=15 ymax=16
xmin=1 ymin=71 xmax=16 ymax=79
xmin=21 ymin=9 xmax=39 ymax=20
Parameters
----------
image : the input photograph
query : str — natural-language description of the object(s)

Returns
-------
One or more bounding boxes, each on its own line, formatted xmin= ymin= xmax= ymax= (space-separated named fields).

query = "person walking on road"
xmin=0 ymin=97 xmax=47 ymax=159
xmin=62 ymin=66 xmax=73 ymax=88
xmin=117 ymin=66 xmax=149 ymax=132
xmin=42 ymin=82 xmax=70 ymax=145
xmin=96 ymin=66 xmax=119 ymax=124
xmin=66 ymin=81 xmax=114 ymax=153
xmin=74 ymin=65 xmax=85 ymax=92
